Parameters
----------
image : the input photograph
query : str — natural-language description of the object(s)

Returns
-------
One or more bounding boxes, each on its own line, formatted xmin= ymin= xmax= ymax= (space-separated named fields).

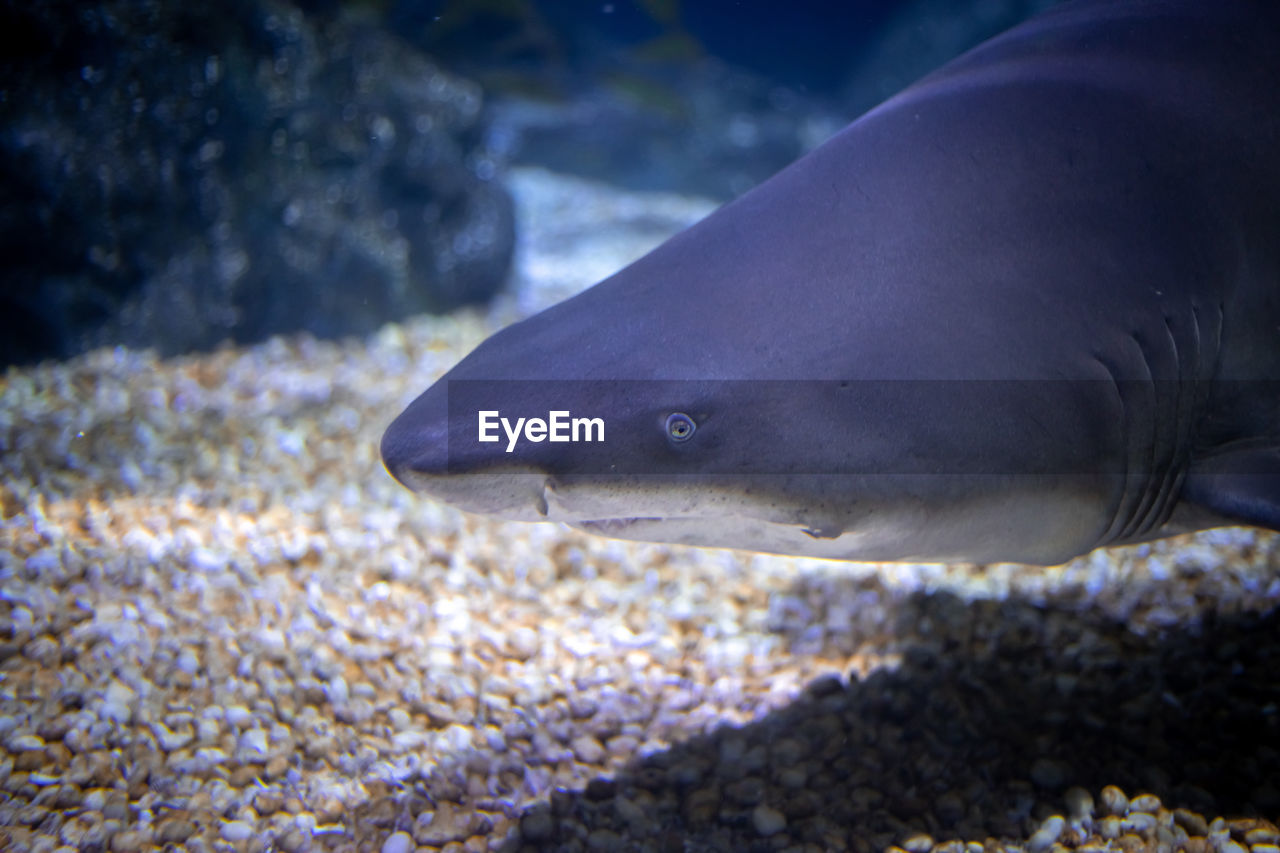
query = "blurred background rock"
xmin=0 ymin=0 xmax=1057 ymax=368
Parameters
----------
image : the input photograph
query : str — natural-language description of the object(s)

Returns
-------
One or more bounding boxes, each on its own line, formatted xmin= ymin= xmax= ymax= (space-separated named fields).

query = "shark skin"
xmin=381 ymin=0 xmax=1280 ymax=566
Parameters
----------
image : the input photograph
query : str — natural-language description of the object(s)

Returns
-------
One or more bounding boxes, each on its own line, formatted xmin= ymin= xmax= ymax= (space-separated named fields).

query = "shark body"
xmin=382 ymin=0 xmax=1280 ymax=565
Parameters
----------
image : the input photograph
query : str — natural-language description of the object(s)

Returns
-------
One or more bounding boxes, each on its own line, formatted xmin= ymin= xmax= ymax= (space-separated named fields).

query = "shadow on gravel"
xmin=501 ymin=575 xmax=1280 ymax=851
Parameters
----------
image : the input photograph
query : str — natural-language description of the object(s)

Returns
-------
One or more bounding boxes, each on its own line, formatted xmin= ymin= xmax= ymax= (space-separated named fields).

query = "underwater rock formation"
xmin=0 ymin=0 xmax=514 ymax=367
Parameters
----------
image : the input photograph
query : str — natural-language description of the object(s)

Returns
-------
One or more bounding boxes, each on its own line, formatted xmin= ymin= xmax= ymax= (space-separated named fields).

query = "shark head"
xmin=380 ymin=229 xmax=1119 ymax=567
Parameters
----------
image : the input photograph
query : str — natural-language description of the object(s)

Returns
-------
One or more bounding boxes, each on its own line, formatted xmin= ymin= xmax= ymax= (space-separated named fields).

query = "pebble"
xmin=505 ymin=626 xmax=540 ymax=661
xmin=382 ymin=830 xmax=414 ymax=853
xmin=901 ymin=833 xmax=935 ymax=853
xmin=175 ymin=648 xmax=200 ymax=675
xmin=264 ymin=754 xmax=289 ymax=779
xmin=587 ymin=828 xmax=624 ymax=851
xmin=1065 ymin=786 xmax=1095 ymax=821
xmin=1123 ymin=812 xmax=1158 ymax=835
xmin=1177 ymin=809 xmax=1212 ymax=837
xmin=220 ymin=820 xmax=254 ymax=842
xmin=1129 ymin=793 xmax=1162 ymax=814
xmin=99 ymin=681 xmax=135 ymax=724
xmin=1029 ymin=816 xmax=1066 ymax=853
xmin=151 ymin=722 xmax=193 ymax=752
xmin=520 ymin=807 xmax=554 ymax=842
xmin=727 ymin=775 xmax=766 ymax=806
xmin=1030 ymin=757 xmax=1069 ymax=790
xmin=254 ymin=788 xmax=284 ymax=814
xmin=1099 ymin=785 xmax=1129 ymax=816
xmin=109 ymin=829 xmax=150 ymax=852
xmin=155 ymin=818 xmax=196 ymax=843
xmin=777 ymin=765 xmax=808 ymax=789
xmin=224 ymin=704 xmax=252 ymax=728
xmin=8 ymin=734 xmax=44 ymax=752
xmin=278 ymin=829 xmax=310 ymax=853
xmin=195 ymin=717 xmax=220 ymax=742
xmin=571 ymin=735 xmax=605 ymax=764
xmin=752 ymin=804 xmax=787 ymax=837
xmin=237 ymin=728 xmax=269 ymax=760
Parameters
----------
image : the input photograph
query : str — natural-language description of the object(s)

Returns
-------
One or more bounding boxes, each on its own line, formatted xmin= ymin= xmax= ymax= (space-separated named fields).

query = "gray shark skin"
xmin=382 ymin=0 xmax=1280 ymax=566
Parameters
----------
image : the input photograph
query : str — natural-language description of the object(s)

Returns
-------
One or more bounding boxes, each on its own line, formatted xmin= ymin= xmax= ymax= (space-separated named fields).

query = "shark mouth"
xmin=573 ymin=517 xmax=665 ymax=533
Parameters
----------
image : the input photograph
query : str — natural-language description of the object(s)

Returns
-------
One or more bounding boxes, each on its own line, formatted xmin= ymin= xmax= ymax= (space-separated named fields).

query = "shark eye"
xmin=665 ymin=412 xmax=696 ymax=442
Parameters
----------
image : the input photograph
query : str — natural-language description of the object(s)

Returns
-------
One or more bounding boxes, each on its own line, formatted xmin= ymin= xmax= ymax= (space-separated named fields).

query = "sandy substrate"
xmin=1 ymin=168 xmax=1278 ymax=852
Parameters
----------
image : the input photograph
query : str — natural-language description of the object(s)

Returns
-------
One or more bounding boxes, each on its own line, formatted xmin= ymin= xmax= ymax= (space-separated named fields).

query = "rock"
xmin=0 ymin=0 xmax=514 ymax=368
xmin=1174 ymin=809 xmax=1210 ymax=838
xmin=751 ymin=804 xmax=787 ymax=837
xmin=1029 ymin=816 xmax=1066 ymax=853
xmin=1030 ymin=757 xmax=1070 ymax=790
xmin=902 ymin=833 xmax=935 ymax=853
xmin=1065 ymin=787 xmax=1096 ymax=822
xmin=570 ymin=734 xmax=604 ymax=765
xmin=155 ymin=818 xmax=196 ymax=844
xmin=220 ymin=820 xmax=253 ymax=842
xmin=1129 ymin=793 xmax=1162 ymax=814
xmin=586 ymin=828 xmax=624 ymax=851
xmin=519 ymin=806 xmax=554 ymax=843
xmin=382 ymin=831 xmax=414 ymax=853
xmin=1099 ymin=785 xmax=1129 ymax=817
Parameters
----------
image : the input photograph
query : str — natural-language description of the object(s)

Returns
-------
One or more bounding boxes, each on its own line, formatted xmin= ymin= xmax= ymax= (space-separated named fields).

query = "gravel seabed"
xmin=1 ymin=167 xmax=1278 ymax=852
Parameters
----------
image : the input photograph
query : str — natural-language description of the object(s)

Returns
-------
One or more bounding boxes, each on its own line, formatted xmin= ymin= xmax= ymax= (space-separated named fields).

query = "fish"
xmin=381 ymin=0 xmax=1280 ymax=566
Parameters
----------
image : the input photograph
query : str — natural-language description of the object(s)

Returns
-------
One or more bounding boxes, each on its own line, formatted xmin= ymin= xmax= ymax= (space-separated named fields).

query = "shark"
xmin=381 ymin=0 xmax=1280 ymax=566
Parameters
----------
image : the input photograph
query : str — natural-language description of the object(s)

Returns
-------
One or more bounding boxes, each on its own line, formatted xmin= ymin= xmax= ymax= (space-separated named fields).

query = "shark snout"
xmin=380 ymin=379 xmax=560 ymax=519
xmin=380 ymin=382 xmax=450 ymax=489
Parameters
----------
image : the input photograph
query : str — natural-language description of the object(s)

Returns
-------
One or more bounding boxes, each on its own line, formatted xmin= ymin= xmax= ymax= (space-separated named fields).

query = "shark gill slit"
xmin=1092 ymin=350 xmax=1135 ymax=548
xmin=1137 ymin=314 xmax=1193 ymax=538
xmin=1115 ymin=329 xmax=1166 ymax=541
